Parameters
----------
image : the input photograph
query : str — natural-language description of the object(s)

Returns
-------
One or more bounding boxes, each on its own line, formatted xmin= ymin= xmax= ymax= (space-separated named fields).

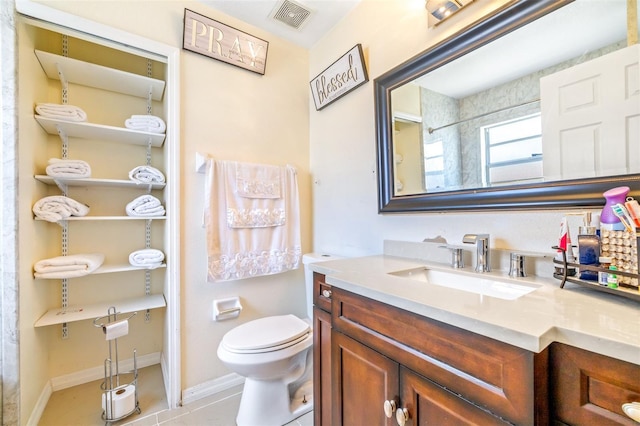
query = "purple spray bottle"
xmin=600 ymin=186 xmax=630 ymax=231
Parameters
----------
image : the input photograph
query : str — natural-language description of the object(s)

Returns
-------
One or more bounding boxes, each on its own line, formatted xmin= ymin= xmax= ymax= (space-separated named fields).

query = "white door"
xmin=541 ymin=44 xmax=639 ymax=181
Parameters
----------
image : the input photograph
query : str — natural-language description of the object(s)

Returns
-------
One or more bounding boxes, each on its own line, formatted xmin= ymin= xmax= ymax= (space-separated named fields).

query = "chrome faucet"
xmin=463 ymin=234 xmax=491 ymax=272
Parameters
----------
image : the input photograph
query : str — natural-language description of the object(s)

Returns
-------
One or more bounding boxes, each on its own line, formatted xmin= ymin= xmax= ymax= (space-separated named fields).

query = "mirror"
xmin=375 ymin=0 xmax=640 ymax=213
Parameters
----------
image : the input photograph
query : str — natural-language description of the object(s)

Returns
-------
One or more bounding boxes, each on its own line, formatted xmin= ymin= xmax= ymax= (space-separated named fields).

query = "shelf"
xmin=94 ymin=263 xmax=167 ymax=275
xmin=34 ymin=263 xmax=167 ymax=280
xmin=35 ymin=216 xmax=166 ymax=222
xmin=34 ymin=294 xmax=166 ymax=327
xmin=35 ymin=116 xmax=165 ymax=147
xmin=552 ymin=250 xmax=639 ymax=303
xmin=35 ymin=175 xmax=166 ymax=190
xmin=557 ymin=275 xmax=640 ymax=302
xmin=35 ymin=50 xmax=165 ymax=100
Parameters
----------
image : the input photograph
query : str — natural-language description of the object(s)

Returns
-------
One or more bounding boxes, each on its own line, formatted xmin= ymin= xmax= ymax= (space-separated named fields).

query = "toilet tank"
xmin=302 ymin=253 xmax=341 ymax=319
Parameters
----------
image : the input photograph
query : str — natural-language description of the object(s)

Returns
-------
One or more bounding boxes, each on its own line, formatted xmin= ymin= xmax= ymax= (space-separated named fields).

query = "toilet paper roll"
xmin=101 ymin=384 xmax=136 ymax=420
xmin=103 ymin=319 xmax=129 ymax=340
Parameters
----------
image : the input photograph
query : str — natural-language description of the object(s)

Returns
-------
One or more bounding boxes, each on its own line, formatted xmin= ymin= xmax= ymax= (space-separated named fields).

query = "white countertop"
xmin=308 ymin=254 xmax=640 ymax=365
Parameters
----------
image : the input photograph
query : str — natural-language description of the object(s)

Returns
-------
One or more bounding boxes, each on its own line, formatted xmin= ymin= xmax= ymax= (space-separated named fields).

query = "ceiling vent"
xmin=270 ymin=0 xmax=314 ymax=30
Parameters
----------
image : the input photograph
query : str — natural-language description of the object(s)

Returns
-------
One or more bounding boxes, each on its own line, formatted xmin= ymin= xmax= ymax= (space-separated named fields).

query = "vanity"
xmin=310 ymin=255 xmax=640 ymax=426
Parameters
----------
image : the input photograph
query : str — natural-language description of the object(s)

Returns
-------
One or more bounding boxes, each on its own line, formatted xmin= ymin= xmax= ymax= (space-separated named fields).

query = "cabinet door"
xmin=332 ymin=331 xmax=399 ymax=426
xmin=550 ymin=343 xmax=640 ymax=425
xmin=314 ymin=306 xmax=332 ymax=426
xmin=399 ymin=367 xmax=509 ymax=426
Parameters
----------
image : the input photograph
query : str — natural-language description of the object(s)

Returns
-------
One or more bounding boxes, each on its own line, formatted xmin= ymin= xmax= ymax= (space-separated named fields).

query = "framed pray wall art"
xmin=183 ymin=9 xmax=269 ymax=75
xmin=310 ymin=44 xmax=369 ymax=111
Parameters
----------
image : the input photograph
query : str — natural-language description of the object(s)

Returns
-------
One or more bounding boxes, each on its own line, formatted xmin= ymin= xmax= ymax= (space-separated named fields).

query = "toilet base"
xmin=237 ymin=378 xmax=313 ymax=426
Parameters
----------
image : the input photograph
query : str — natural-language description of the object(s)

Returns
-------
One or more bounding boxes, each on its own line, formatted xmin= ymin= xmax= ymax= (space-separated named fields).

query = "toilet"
xmin=217 ymin=253 xmax=340 ymax=426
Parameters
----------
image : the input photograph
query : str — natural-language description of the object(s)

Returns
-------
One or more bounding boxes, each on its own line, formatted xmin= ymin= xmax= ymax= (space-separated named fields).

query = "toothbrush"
xmin=611 ymin=203 xmax=635 ymax=232
xmin=624 ymin=197 xmax=640 ymax=227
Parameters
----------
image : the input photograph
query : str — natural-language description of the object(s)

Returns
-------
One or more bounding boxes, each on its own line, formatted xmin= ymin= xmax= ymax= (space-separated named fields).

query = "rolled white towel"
xmin=32 ymin=196 xmax=90 ymax=222
xmin=34 ymin=253 xmax=105 ymax=279
xmin=124 ymin=115 xmax=166 ymax=134
xmin=46 ymin=158 xmax=91 ymax=179
xmin=129 ymin=165 xmax=165 ymax=184
xmin=126 ymin=194 xmax=165 ymax=217
xmin=35 ymin=103 xmax=87 ymax=122
xmin=129 ymin=248 xmax=165 ymax=269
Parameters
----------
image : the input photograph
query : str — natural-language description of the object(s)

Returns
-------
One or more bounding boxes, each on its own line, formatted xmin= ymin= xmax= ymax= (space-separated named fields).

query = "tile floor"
xmin=38 ymin=365 xmax=313 ymax=426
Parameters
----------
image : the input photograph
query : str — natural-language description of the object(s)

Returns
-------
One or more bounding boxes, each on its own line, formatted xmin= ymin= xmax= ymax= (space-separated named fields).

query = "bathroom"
xmin=1 ymin=0 xmax=639 ymax=425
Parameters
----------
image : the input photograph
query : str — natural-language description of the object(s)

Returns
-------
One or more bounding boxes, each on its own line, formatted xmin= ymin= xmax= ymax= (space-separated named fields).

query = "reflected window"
xmin=424 ymin=140 xmax=444 ymax=191
xmin=481 ymin=114 xmax=543 ymax=186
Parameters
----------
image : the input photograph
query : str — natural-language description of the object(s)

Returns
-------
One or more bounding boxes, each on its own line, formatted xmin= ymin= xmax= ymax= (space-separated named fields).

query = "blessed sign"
xmin=310 ymin=44 xmax=369 ymax=111
xmin=183 ymin=9 xmax=268 ymax=75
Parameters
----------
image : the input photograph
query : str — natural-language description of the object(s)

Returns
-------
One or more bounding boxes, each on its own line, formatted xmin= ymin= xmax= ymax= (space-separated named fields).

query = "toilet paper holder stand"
xmin=93 ymin=307 xmax=141 ymax=423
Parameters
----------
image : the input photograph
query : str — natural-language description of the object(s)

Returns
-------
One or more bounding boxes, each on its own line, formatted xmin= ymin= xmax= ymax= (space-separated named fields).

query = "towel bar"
xmin=195 ymin=152 xmax=208 ymax=174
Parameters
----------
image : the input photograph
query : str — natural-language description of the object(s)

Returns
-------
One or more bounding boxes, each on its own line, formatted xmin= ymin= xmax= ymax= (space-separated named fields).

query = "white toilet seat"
xmin=221 ymin=314 xmax=311 ymax=354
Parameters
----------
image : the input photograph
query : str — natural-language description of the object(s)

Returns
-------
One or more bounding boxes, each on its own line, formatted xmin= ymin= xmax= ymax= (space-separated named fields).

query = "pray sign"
xmin=183 ymin=9 xmax=269 ymax=75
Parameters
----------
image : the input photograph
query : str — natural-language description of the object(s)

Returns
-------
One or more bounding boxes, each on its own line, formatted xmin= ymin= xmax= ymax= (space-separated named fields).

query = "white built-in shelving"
xmin=34 ymin=294 xmax=167 ymax=327
xmin=34 ymin=50 xmax=165 ymax=100
xmin=34 ymin=116 xmax=166 ymax=147
xmin=33 ymin=47 xmax=169 ymax=328
xmin=35 ymin=216 xmax=166 ymax=221
xmin=35 ymin=175 xmax=166 ymax=190
xmin=34 ymin=263 xmax=167 ymax=280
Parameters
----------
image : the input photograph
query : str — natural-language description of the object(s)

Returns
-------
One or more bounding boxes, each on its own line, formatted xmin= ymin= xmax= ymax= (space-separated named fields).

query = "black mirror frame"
xmin=375 ymin=0 xmax=640 ymax=213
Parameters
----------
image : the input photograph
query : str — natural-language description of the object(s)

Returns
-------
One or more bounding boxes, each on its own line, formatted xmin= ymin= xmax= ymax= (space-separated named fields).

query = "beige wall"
xmin=22 ymin=0 xmax=311 ymax=416
xmin=309 ymin=0 xmax=571 ymax=258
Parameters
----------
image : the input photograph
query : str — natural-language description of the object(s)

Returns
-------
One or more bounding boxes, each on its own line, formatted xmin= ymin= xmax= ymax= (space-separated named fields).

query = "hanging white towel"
xmin=204 ymin=159 xmax=301 ymax=282
xmin=32 ymin=195 xmax=90 ymax=222
xmin=128 ymin=248 xmax=165 ymax=269
xmin=124 ymin=115 xmax=166 ymax=134
xmin=46 ymin=158 xmax=91 ymax=179
xmin=125 ymin=194 xmax=165 ymax=217
xmin=34 ymin=253 xmax=105 ymax=279
xmin=226 ymin=162 xmax=286 ymax=228
xmin=35 ymin=103 xmax=87 ymax=122
xmin=235 ymin=161 xmax=282 ymax=199
xmin=128 ymin=165 xmax=165 ymax=184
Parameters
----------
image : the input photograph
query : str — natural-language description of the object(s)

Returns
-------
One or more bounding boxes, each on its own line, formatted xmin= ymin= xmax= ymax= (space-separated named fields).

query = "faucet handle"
xmin=509 ymin=253 xmax=527 ymax=277
xmin=439 ymin=245 xmax=465 ymax=269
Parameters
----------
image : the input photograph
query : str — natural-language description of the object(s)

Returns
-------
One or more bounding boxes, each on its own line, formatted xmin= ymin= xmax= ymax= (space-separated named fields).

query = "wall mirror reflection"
xmin=377 ymin=0 xmax=640 ymax=212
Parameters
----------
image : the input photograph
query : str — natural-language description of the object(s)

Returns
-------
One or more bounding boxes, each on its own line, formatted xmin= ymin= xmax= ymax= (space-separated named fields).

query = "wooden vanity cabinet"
xmin=313 ymin=272 xmax=640 ymax=425
xmin=332 ymin=331 xmax=399 ymax=426
xmin=329 ymin=285 xmax=549 ymax=425
xmin=332 ymin=330 xmax=509 ymax=425
xmin=313 ymin=272 xmax=334 ymax=426
xmin=550 ymin=343 xmax=640 ymax=425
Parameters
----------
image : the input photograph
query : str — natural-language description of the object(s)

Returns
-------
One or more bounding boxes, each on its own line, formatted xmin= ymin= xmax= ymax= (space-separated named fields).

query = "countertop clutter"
xmin=307 ymin=251 xmax=640 ymax=366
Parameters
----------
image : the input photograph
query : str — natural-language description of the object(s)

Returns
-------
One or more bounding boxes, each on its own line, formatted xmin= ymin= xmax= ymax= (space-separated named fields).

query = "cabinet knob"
xmin=395 ymin=407 xmax=409 ymax=426
xmin=322 ymin=289 xmax=332 ymax=298
xmin=383 ymin=399 xmax=396 ymax=418
xmin=622 ymin=402 xmax=640 ymax=422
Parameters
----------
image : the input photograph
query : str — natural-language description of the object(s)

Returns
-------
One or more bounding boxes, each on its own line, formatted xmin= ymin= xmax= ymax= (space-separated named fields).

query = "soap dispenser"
xmin=577 ymin=212 xmax=599 ymax=281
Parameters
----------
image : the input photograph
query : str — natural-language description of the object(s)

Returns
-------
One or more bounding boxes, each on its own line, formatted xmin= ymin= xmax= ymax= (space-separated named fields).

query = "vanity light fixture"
xmin=425 ymin=0 xmax=473 ymax=25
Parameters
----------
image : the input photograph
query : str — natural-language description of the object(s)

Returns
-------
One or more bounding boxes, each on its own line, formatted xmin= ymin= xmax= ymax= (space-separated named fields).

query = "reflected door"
xmin=541 ymin=44 xmax=640 ymax=181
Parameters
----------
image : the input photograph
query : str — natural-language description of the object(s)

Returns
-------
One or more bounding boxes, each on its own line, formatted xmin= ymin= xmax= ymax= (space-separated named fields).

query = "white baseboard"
xmin=181 ymin=373 xmax=244 ymax=406
xmin=50 ymin=351 xmax=162 ymax=391
xmin=26 ymin=381 xmax=52 ymax=426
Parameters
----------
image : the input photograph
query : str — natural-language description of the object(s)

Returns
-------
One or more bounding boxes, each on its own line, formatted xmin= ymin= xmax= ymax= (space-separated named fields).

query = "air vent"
xmin=270 ymin=0 xmax=314 ymax=30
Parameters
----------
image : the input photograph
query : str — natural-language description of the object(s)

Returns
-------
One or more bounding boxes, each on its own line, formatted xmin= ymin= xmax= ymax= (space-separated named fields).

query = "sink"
xmin=388 ymin=267 xmax=538 ymax=300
